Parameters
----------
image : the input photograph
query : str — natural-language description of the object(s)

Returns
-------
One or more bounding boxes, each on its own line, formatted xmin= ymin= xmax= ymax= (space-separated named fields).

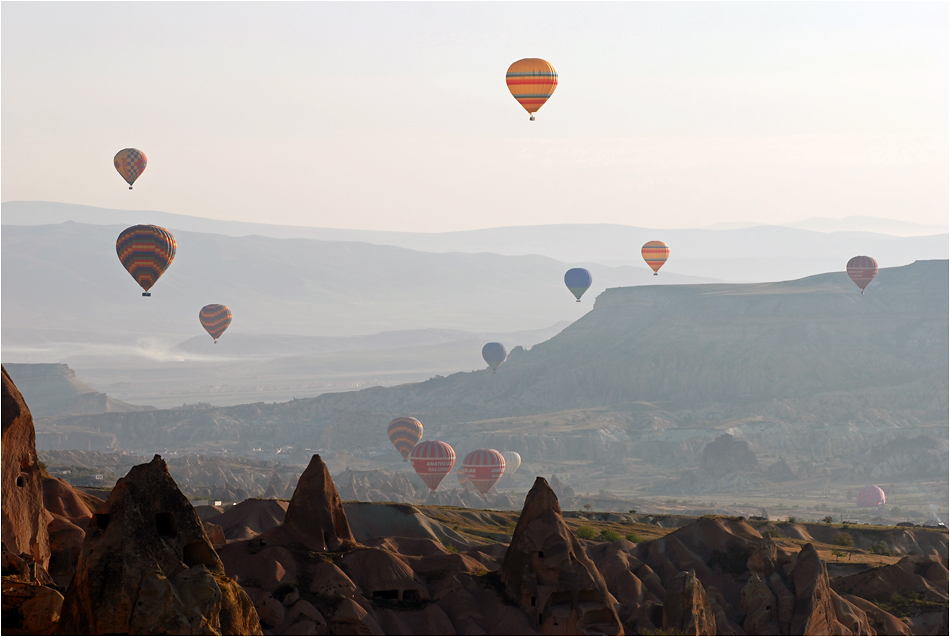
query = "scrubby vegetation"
xmin=575 ymin=525 xmax=597 ymax=539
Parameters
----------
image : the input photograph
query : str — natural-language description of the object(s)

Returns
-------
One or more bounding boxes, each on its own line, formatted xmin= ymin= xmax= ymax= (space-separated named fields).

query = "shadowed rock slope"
xmin=34 ymin=261 xmax=948 ymax=456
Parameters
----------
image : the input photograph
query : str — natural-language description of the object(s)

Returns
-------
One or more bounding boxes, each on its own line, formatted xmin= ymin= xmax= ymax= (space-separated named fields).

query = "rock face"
xmin=1 ymin=365 xmax=51 ymax=571
xmin=501 ymin=476 xmax=623 ymax=635
xmin=699 ymin=434 xmax=760 ymax=479
xmin=283 ymin=454 xmax=355 ymax=551
xmin=788 ymin=543 xmax=871 ymax=636
xmin=57 ymin=455 xmax=261 ymax=635
xmin=662 ymin=569 xmax=717 ymax=635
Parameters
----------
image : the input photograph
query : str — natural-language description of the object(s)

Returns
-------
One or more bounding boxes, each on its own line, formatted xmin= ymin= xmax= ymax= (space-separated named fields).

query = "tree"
xmin=832 ymin=532 xmax=855 ymax=547
xmin=822 ymin=516 xmax=834 ymax=524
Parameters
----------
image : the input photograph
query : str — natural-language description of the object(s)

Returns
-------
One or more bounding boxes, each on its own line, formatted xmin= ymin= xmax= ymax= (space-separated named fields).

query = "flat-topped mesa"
xmin=58 ymin=455 xmax=261 ymax=635
xmin=1 ymin=365 xmax=51 ymax=573
xmin=283 ymin=454 xmax=355 ymax=551
xmin=501 ymin=476 xmax=623 ymax=635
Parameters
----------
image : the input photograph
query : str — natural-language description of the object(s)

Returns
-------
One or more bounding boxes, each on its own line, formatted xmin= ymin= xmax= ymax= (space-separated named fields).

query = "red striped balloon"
xmin=115 ymin=225 xmax=176 ymax=296
xmin=199 ymin=304 xmax=232 ymax=343
xmin=462 ymin=449 xmax=506 ymax=497
xmin=641 ymin=241 xmax=670 ymax=275
xmin=856 ymin=485 xmax=885 ymax=507
xmin=456 ymin=465 xmax=471 ymax=490
xmin=409 ymin=441 xmax=455 ymax=492
xmin=387 ymin=417 xmax=423 ymax=461
xmin=847 ymin=256 xmax=878 ymax=294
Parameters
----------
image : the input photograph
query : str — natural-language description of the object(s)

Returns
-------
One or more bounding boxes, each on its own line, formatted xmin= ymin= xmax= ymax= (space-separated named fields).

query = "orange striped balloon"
xmin=199 ymin=304 xmax=232 ymax=343
xmin=387 ymin=417 xmax=423 ymax=461
xmin=506 ymin=58 xmax=557 ymax=121
xmin=641 ymin=241 xmax=670 ymax=275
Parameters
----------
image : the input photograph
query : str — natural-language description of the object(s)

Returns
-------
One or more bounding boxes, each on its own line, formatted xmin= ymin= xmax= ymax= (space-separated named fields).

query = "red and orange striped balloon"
xmin=409 ymin=440 xmax=455 ymax=491
xmin=462 ymin=449 xmax=506 ymax=497
xmin=506 ymin=58 xmax=557 ymax=121
xmin=387 ymin=417 xmax=423 ymax=461
xmin=114 ymin=148 xmax=147 ymax=189
xmin=641 ymin=240 xmax=670 ymax=275
xmin=199 ymin=304 xmax=233 ymax=343
xmin=115 ymin=225 xmax=176 ymax=296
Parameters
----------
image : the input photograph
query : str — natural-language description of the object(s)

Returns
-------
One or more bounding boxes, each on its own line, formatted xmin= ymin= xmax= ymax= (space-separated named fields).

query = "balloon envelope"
xmin=410 ymin=440 xmax=455 ymax=491
xmin=501 ymin=451 xmax=522 ymax=475
xmin=456 ymin=465 xmax=472 ymax=490
xmin=847 ymin=256 xmax=879 ymax=293
xmin=482 ymin=342 xmax=507 ymax=372
xmin=462 ymin=449 xmax=506 ymax=497
xmin=564 ymin=268 xmax=593 ymax=302
xmin=114 ymin=148 xmax=147 ymax=189
xmin=116 ymin=225 xmax=176 ymax=295
xmin=641 ymin=241 xmax=670 ymax=275
xmin=388 ymin=417 xmax=424 ymax=461
xmin=506 ymin=58 xmax=557 ymax=120
xmin=856 ymin=485 xmax=885 ymax=507
xmin=199 ymin=304 xmax=232 ymax=342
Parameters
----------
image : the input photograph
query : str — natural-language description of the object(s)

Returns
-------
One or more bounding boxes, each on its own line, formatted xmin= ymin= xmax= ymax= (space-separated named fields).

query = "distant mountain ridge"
xmin=3 ymin=363 xmax=148 ymax=418
xmin=3 ymin=201 xmax=946 ymax=282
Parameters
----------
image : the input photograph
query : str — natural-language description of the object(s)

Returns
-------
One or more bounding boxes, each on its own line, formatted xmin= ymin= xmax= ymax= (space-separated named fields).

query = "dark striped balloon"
xmin=409 ymin=440 xmax=455 ymax=491
xmin=482 ymin=342 xmax=507 ymax=373
xmin=856 ymin=485 xmax=885 ymax=507
xmin=114 ymin=148 xmax=147 ymax=189
xmin=199 ymin=304 xmax=232 ymax=342
xmin=462 ymin=449 xmax=506 ymax=497
xmin=116 ymin=225 xmax=176 ymax=296
xmin=387 ymin=417 xmax=423 ymax=461
xmin=847 ymin=256 xmax=878 ymax=294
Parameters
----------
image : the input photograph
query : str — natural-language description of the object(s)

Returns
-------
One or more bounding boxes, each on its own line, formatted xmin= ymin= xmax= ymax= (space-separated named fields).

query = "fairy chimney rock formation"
xmin=662 ymin=570 xmax=718 ymax=636
xmin=283 ymin=454 xmax=355 ymax=551
xmin=501 ymin=476 xmax=623 ymax=635
xmin=58 ymin=455 xmax=261 ymax=635
xmin=1 ymin=365 xmax=51 ymax=571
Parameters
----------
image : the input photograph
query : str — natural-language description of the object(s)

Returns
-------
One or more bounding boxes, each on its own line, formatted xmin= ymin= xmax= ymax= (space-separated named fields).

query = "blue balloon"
xmin=482 ymin=342 xmax=507 ymax=373
xmin=564 ymin=268 xmax=593 ymax=302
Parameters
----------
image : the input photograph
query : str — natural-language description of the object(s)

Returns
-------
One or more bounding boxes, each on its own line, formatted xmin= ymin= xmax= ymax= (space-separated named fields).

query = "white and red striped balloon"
xmin=847 ymin=256 xmax=879 ymax=294
xmin=410 ymin=441 xmax=456 ymax=491
xmin=462 ymin=449 xmax=506 ymax=497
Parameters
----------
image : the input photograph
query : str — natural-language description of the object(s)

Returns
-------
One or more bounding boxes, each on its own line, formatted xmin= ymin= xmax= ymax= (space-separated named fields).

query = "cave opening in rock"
xmin=16 ymin=476 xmax=24 ymax=487
xmin=94 ymin=513 xmax=110 ymax=530
xmin=403 ymin=589 xmax=421 ymax=602
xmin=183 ymin=540 xmax=217 ymax=568
xmin=155 ymin=512 xmax=176 ymax=538
xmin=372 ymin=590 xmax=399 ymax=600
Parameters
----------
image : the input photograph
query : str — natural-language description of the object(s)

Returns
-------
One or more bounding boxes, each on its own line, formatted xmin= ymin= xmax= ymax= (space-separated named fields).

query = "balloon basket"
xmin=529 ymin=115 xmax=535 ymax=121
xmin=142 ymin=292 xmax=151 ymax=297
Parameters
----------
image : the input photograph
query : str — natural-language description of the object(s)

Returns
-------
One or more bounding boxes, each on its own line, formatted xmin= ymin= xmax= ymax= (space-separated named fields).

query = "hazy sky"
xmin=2 ymin=2 xmax=947 ymax=232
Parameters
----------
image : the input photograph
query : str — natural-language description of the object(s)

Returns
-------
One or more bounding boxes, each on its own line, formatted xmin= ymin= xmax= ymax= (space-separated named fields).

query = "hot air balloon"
xmin=116 ymin=225 xmax=176 ymax=296
xmin=462 ymin=449 xmax=506 ymax=498
xmin=642 ymin=241 xmax=670 ymax=275
xmin=506 ymin=58 xmax=557 ymax=121
xmin=847 ymin=256 xmax=879 ymax=294
xmin=387 ymin=417 xmax=424 ymax=461
xmin=564 ymin=268 xmax=592 ymax=302
xmin=409 ymin=441 xmax=455 ymax=491
xmin=114 ymin=148 xmax=147 ymax=189
xmin=456 ymin=465 xmax=472 ymax=490
xmin=856 ymin=485 xmax=885 ymax=507
xmin=501 ymin=451 xmax=522 ymax=475
xmin=199 ymin=304 xmax=232 ymax=343
xmin=482 ymin=342 xmax=507 ymax=373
